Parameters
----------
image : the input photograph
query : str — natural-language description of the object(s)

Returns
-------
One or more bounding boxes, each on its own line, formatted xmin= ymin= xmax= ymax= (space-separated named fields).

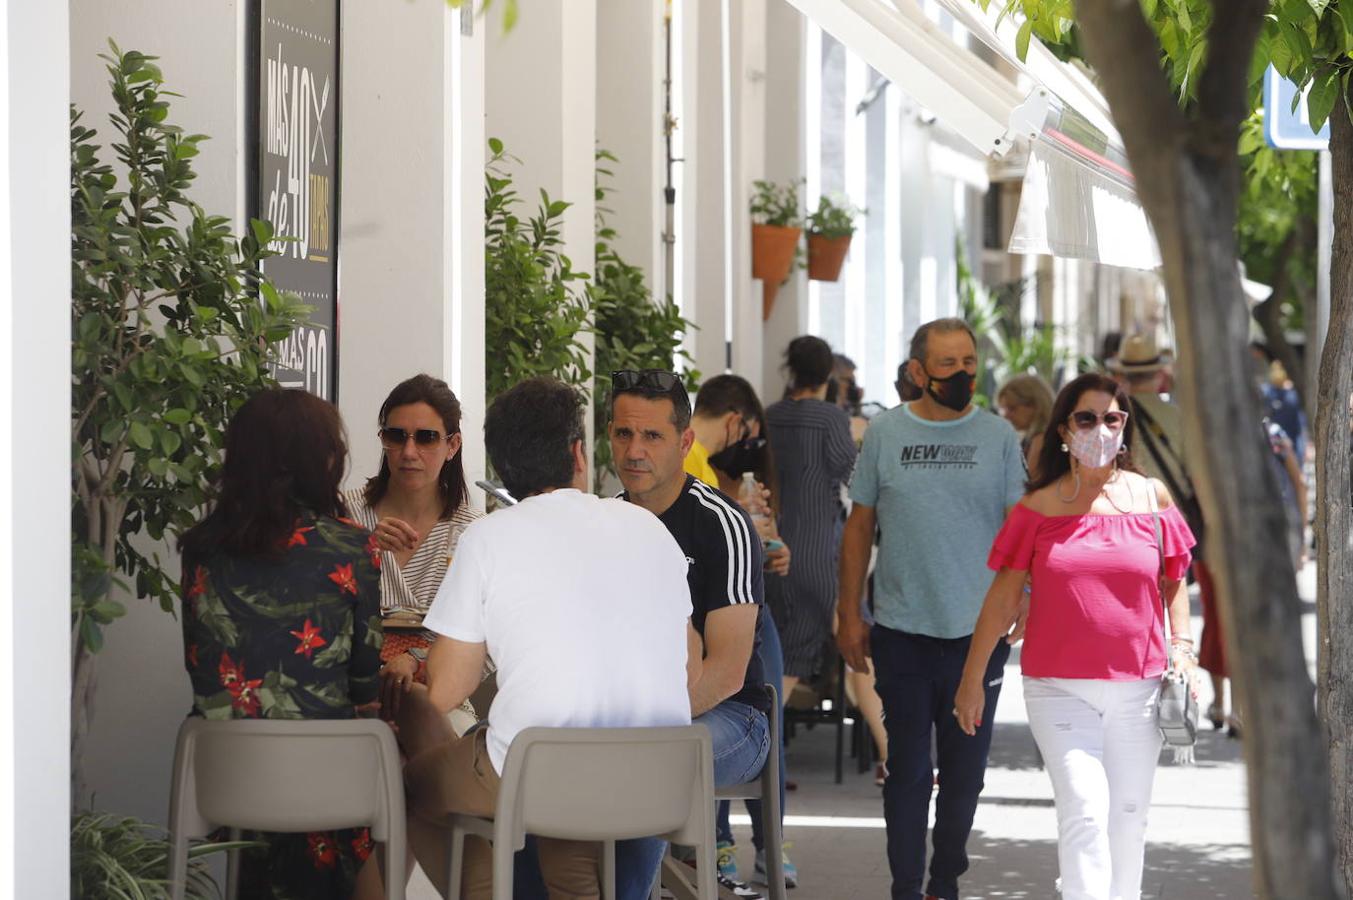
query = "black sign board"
xmin=257 ymin=0 xmax=340 ymax=400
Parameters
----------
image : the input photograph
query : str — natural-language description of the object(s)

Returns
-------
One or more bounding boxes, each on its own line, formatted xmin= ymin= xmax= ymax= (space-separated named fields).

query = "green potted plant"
xmin=749 ymin=178 xmax=803 ymax=319
xmin=71 ymin=812 xmax=258 ymax=899
xmin=483 ymin=137 xmax=592 ymax=404
xmin=71 ymin=42 xmax=306 ymax=804
xmin=806 ymin=193 xmax=863 ymax=282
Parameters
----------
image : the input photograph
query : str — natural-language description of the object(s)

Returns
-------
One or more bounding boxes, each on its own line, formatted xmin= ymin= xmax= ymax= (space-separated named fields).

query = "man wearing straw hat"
xmin=1107 ymin=332 xmax=1189 ymax=494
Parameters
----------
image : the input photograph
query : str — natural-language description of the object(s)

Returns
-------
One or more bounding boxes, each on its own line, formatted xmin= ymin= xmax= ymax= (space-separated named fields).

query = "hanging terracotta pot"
xmin=752 ymin=224 xmax=801 ymax=321
xmin=752 ymin=224 xmax=801 ymax=284
xmin=808 ymin=233 xmax=852 ymax=281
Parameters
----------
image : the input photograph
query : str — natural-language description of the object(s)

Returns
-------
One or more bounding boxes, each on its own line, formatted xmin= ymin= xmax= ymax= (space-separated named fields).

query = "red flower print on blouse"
xmin=351 ymin=828 xmax=374 ymax=862
xmin=218 ymin=651 xmax=244 ymax=687
xmin=290 ymin=618 xmax=328 ymax=659
xmin=286 ymin=525 xmax=314 ymax=548
xmin=185 ymin=643 xmax=199 ymax=669
xmin=186 ymin=566 xmax=208 ymax=600
xmin=307 ymin=832 xmax=338 ymax=869
xmin=228 ymin=676 xmax=263 ymax=717
xmin=217 ymin=651 xmax=262 ymax=716
xmin=364 ymin=533 xmax=382 ymax=570
xmin=328 ymin=563 xmax=358 ymax=595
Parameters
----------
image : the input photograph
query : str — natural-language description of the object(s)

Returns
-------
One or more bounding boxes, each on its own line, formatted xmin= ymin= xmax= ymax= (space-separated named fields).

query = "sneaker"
xmin=716 ymin=840 xmax=739 ymax=880
xmin=717 ymin=872 xmax=764 ymax=898
xmin=753 ymin=844 xmax=799 ymax=889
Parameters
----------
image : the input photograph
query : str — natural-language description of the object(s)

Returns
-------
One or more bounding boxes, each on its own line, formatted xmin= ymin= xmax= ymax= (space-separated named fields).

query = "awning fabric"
xmin=1009 ymin=138 xmax=1160 ymax=270
xmin=782 ymin=0 xmax=1040 ymax=157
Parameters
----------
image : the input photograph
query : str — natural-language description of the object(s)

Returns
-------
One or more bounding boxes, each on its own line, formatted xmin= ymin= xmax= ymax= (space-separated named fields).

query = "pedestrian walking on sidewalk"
xmin=954 ymin=373 xmax=1198 ymax=900
xmin=837 ymin=318 xmax=1027 ymax=900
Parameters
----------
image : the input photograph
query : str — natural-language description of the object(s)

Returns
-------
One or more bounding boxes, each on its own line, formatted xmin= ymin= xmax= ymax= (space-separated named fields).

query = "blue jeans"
xmin=516 ymin=702 xmax=769 ymax=899
xmin=872 ymin=625 xmax=1009 ymax=900
xmin=717 ymin=611 xmax=786 ymax=851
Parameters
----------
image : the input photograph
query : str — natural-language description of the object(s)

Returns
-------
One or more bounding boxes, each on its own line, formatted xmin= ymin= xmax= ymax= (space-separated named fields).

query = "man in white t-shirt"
xmin=397 ymin=376 xmax=701 ymax=899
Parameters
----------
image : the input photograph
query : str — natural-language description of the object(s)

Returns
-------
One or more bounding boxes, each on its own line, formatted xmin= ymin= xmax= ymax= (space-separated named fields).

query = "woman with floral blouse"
xmin=179 ymin=388 xmax=384 ymax=900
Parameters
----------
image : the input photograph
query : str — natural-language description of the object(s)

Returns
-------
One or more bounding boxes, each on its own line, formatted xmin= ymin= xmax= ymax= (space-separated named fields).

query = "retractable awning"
xmin=784 ymin=0 xmax=1161 ymax=270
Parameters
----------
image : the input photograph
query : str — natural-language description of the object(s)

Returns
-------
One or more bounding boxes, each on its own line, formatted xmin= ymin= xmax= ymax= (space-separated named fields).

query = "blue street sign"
xmin=1264 ymin=65 xmax=1330 ymax=150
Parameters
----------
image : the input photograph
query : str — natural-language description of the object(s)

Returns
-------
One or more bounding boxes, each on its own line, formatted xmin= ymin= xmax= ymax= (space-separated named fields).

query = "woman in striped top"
xmin=342 ymin=374 xmax=482 ymax=721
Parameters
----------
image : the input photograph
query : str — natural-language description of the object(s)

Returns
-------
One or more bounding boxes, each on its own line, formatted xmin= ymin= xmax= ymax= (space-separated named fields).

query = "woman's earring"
xmin=1060 ymin=442 xmax=1069 ymax=452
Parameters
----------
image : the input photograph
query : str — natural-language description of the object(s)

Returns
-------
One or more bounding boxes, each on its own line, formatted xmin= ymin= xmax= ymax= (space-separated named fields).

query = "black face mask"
xmin=923 ymin=367 xmax=975 ymax=412
xmin=709 ymin=437 xmax=767 ymax=478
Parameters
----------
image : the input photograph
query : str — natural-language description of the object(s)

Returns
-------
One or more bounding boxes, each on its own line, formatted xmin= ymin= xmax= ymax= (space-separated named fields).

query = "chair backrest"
xmin=170 ymin=718 xmax=404 ymax=839
xmin=494 ymin=725 xmax=714 ymax=847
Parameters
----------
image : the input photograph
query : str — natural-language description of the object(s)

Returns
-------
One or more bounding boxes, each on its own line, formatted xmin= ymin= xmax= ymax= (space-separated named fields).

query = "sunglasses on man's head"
xmin=1069 ymin=410 xmax=1129 ymax=431
xmin=378 ymin=427 xmax=448 ymax=449
xmin=611 ymin=369 xmax=684 ymax=393
xmin=611 ymin=369 xmax=691 ymax=410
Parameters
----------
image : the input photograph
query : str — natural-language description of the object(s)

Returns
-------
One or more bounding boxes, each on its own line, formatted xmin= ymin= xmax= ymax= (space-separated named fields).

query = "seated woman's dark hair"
xmin=180 ymin=389 xmax=349 ymax=563
xmin=363 ymin=373 xmax=468 ymax=518
xmin=484 ymin=377 xmax=585 ymax=500
xmin=783 ymin=335 xmax=834 ymax=391
xmin=1027 ymin=373 xmax=1142 ymax=493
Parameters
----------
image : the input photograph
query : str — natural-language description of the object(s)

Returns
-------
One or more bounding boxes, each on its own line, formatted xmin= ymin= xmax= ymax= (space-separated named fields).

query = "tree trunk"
xmin=1318 ymin=108 xmax=1353 ymax=894
xmin=70 ymin=642 xmax=96 ymax=810
xmin=1073 ymin=2 xmax=1341 ymax=897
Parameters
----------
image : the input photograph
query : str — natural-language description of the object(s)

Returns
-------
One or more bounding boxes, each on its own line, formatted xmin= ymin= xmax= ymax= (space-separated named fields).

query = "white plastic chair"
xmin=445 ymin=724 xmax=716 ymax=900
xmin=166 ymin=718 xmax=405 ymax=900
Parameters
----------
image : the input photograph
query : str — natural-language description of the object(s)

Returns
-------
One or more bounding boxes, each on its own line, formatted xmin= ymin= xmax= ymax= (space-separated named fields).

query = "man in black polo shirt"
xmin=609 ymin=370 xmax=771 ymax=785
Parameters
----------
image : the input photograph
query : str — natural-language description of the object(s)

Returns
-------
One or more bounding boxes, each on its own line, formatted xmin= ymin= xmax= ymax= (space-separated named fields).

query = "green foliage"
xmin=750 ymin=178 xmax=804 ymax=228
xmin=984 ymin=0 xmax=1353 ymax=124
xmin=957 ymin=235 xmax=1077 ymax=403
xmin=483 ymin=137 xmax=592 ymax=403
xmin=592 ymin=150 xmax=699 ymax=489
xmin=71 ymin=812 xmax=259 ymax=900
xmin=806 ymin=194 xmax=864 ymax=238
xmin=71 ymin=43 xmax=307 ymax=655
xmin=1237 ymin=111 xmax=1319 ymax=330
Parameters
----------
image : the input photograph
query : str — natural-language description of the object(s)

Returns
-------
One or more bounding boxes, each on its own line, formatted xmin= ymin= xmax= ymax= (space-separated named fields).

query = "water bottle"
xmin=740 ymin=472 xmax=768 ymax=523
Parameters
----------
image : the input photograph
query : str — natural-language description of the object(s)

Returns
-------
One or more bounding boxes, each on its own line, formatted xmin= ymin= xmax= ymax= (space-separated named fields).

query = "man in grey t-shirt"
xmin=838 ymin=318 xmax=1025 ymax=900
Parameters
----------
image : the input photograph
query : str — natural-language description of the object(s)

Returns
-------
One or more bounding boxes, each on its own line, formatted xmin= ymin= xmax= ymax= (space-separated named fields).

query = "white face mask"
xmin=1068 ymin=426 xmax=1123 ymax=469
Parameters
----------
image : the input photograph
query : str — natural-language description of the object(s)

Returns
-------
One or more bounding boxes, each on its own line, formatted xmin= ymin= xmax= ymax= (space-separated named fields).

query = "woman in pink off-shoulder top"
xmin=953 ymin=373 xmax=1197 ymax=900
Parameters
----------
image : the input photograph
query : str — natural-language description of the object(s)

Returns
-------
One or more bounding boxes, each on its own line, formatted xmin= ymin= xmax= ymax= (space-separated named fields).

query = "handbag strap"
xmin=1146 ymin=483 xmax=1173 ymax=654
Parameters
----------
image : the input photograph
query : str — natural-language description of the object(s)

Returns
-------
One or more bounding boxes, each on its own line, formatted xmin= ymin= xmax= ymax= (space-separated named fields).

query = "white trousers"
xmin=1024 ymin=677 xmax=1162 ymax=900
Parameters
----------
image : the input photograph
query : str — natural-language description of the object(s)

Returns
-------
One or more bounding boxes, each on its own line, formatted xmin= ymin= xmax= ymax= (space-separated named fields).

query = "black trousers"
xmin=871 ymin=625 xmax=1010 ymax=900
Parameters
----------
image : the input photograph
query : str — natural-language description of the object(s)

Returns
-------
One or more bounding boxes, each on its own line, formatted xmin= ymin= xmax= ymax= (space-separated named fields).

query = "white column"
xmin=596 ymin=0 xmax=663 ymax=287
xmin=6 ymin=1 xmax=71 ymax=896
xmin=692 ymin=0 xmax=731 ymax=380
xmin=760 ymin=0 xmax=807 ymax=397
xmin=730 ymin=0 xmax=768 ymax=393
xmin=447 ymin=7 xmax=487 ymax=491
xmin=485 ymin=0 xmax=597 ymax=467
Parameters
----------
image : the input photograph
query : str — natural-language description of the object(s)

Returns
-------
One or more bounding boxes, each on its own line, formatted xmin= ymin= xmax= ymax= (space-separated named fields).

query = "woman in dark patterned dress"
xmin=179 ymin=389 xmax=385 ymax=900
xmin=766 ymin=336 xmax=859 ymax=696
